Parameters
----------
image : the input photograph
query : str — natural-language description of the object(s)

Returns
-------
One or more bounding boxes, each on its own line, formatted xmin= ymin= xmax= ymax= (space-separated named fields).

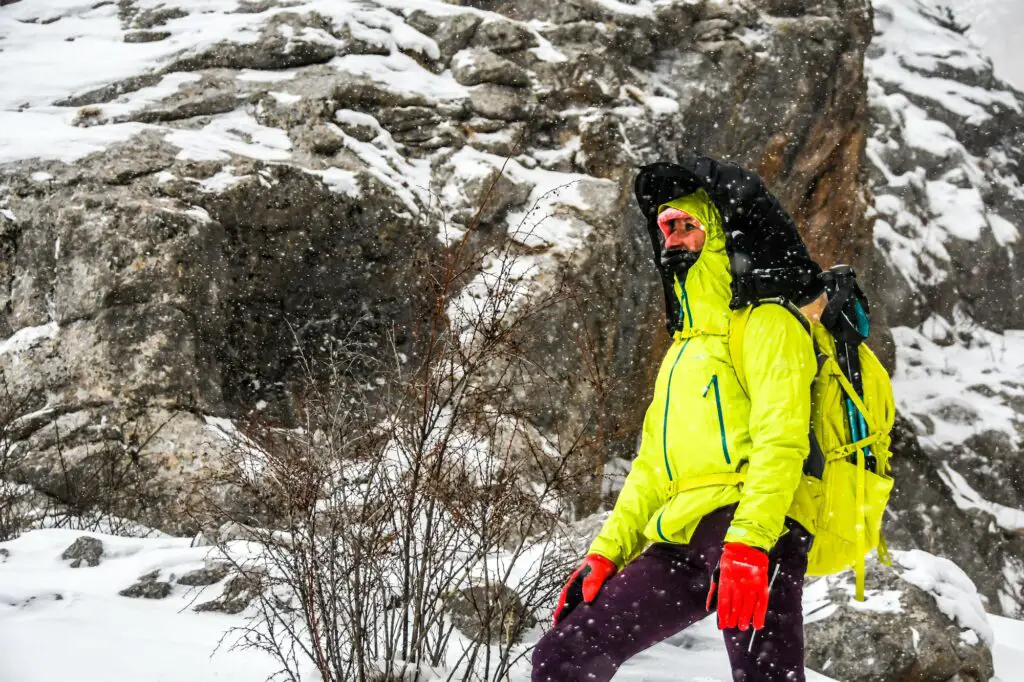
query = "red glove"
xmin=706 ymin=542 xmax=770 ymax=631
xmin=553 ymin=554 xmax=617 ymax=625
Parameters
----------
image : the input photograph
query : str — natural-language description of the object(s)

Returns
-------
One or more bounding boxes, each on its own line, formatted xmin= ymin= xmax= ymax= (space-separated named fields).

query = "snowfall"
xmin=2 ymin=0 xmax=1024 ymax=679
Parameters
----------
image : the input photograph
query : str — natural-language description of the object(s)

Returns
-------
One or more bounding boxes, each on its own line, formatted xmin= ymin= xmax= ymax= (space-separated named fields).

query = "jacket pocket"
xmin=703 ymin=374 xmax=731 ymax=464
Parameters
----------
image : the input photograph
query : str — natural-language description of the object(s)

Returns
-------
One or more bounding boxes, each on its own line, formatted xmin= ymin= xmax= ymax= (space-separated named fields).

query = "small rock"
xmin=692 ymin=18 xmax=734 ymax=41
xmin=123 ymin=30 xmax=171 ymax=43
xmin=120 ymin=570 xmax=174 ymax=599
xmin=447 ymin=583 xmax=535 ymax=645
xmin=177 ymin=562 xmax=232 ymax=587
xmin=468 ymin=84 xmax=535 ymax=121
xmin=303 ymin=123 xmax=347 ymax=156
xmin=0 ymin=548 xmax=10 ymax=563
xmin=195 ymin=574 xmax=261 ymax=615
xmin=61 ymin=536 xmax=104 ymax=568
xmin=432 ymin=13 xmax=482 ymax=63
xmin=471 ymin=19 xmax=537 ymax=55
xmin=131 ymin=7 xmax=188 ymax=29
xmin=451 ymin=48 xmax=529 ymax=88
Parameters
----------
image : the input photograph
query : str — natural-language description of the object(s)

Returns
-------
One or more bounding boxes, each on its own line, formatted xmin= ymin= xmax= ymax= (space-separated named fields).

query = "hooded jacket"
xmin=587 ymin=188 xmax=819 ymax=567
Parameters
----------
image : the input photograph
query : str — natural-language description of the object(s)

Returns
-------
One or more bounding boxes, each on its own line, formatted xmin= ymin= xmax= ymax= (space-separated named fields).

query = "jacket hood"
xmin=635 ymin=157 xmax=824 ymax=334
xmin=660 ymin=191 xmax=733 ymax=336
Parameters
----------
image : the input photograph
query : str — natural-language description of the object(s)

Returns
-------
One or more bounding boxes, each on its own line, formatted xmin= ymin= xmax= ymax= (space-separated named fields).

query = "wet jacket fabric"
xmin=587 ymin=192 xmax=818 ymax=567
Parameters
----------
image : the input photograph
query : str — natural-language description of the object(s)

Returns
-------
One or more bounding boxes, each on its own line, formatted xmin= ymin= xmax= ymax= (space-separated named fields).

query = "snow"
xmin=870 ymin=0 xmax=1020 ymax=125
xmin=6 ymin=529 xmax=1022 ymax=682
xmin=991 ymin=614 xmax=1024 ymax=682
xmin=868 ymin=0 xmax=1024 ymax=304
xmin=894 ymin=549 xmax=994 ymax=646
xmin=0 ymin=529 xmax=281 ymax=682
xmin=891 ymin=324 xmax=1024 ymax=450
xmin=164 ymin=110 xmax=292 ymax=162
xmin=938 ymin=462 xmax=1024 ymax=533
xmin=309 ymin=167 xmax=361 ymax=197
xmin=0 ymin=322 xmax=59 ymax=356
xmin=0 ymin=0 xmax=481 ymax=165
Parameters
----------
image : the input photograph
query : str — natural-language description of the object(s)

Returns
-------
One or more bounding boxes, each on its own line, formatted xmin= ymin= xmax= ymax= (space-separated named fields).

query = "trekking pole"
xmin=747 ymin=563 xmax=782 ymax=653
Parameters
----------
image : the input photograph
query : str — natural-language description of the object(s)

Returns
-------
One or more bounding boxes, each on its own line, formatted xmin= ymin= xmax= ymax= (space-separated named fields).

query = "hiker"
xmin=532 ymin=157 xmax=894 ymax=682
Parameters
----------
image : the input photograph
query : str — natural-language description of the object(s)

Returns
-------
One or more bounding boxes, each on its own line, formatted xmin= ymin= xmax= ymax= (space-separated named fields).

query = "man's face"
xmin=658 ymin=208 xmax=706 ymax=252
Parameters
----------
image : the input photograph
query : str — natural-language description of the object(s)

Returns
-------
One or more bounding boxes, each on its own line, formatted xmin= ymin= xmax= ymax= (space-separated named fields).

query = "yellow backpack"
xmin=729 ymin=285 xmax=896 ymax=601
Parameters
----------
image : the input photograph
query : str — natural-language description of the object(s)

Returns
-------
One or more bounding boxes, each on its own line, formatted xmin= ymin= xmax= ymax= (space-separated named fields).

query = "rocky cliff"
xmin=0 ymin=0 xmax=876 ymax=529
xmin=0 ymin=0 xmax=1021 ymax=616
xmin=865 ymin=0 xmax=1024 ymax=617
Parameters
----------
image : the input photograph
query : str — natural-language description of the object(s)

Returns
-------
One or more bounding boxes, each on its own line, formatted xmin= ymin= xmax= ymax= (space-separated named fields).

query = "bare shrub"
xmin=198 ymin=178 xmax=604 ymax=681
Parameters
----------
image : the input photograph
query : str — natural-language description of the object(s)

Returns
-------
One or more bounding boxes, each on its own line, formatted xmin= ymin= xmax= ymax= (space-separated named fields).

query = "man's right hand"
xmin=553 ymin=554 xmax=617 ymax=625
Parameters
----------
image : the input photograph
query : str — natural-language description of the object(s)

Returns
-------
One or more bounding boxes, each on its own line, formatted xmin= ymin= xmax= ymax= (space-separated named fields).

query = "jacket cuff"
xmin=585 ymin=539 xmax=624 ymax=569
xmin=723 ymin=524 xmax=774 ymax=552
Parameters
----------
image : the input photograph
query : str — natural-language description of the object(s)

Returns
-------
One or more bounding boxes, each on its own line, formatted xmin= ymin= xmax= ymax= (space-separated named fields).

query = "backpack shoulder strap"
xmin=729 ymin=298 xmax=820 ymax=397
xmin=728 ymin=305 xmax=757 ymax=397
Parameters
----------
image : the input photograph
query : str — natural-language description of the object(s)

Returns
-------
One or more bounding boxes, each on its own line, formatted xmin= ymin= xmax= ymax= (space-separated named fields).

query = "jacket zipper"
xmin=703 ymin=375 xmax=732 ymax=464
xmin=681 ymin=284 xmax=693 ymax=329
xmin=662 ymin=338 xmax=692 ymax=481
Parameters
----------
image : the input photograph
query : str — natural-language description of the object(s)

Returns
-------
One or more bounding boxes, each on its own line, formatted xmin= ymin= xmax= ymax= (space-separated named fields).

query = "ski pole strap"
xmin=877 ymin=531 xmax=892 ymax=567
xmin=667 ymin=472 xmax=746 ymax=498
xmin=826 ymin=358 xmax=877 ymax=434
xmin=855 ymin=444 xmax=867 ymax=601
xmin=824 ymin=433 xmax=881 ymax=462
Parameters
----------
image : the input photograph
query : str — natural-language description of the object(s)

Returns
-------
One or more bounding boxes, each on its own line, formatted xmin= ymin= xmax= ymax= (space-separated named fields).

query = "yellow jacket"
xmin=588 ymin=192 xmax=819 ymax=567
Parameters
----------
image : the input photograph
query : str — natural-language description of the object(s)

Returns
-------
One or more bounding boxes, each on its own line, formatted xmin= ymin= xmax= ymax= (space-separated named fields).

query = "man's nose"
xmin=666 ymin=231 xmax=699 ymax=251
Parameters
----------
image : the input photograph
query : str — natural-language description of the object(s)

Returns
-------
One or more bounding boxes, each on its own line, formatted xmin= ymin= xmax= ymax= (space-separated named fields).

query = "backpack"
xmin=728 ymin=267 xmax=896 ymax=601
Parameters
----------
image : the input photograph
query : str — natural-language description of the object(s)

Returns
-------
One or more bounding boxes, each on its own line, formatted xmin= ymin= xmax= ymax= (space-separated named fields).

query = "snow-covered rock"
xmin=804 ymin=551 xmax=994 ymax=682
xmin=866 ymin=0 xmax=1024 ymax=617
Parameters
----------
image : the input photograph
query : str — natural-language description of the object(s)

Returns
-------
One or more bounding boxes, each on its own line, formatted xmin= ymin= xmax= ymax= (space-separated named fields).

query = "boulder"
xmin=177 ymin=562 xmax=232 ymax=586
xmin=471 ymin=18 xmax=537 ymax=54
xmin=468 ymin=84 xmax=535 ymax=121
xmin=447 ymin=582 xmax=536 ymax=645
xmin=805 ymin=552 xmax=994 ymax=682
xmin=451 ymin=48 xmax=530 ymax=88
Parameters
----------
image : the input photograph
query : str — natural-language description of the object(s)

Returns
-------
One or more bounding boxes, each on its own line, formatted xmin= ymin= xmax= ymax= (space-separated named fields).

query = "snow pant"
xmin=532 ymin=506 xmax=812 ymax=682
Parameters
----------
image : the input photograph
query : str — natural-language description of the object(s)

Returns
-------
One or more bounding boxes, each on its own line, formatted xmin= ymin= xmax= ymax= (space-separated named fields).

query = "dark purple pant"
xmin=532 ymin=506 xmax=811 ymax=682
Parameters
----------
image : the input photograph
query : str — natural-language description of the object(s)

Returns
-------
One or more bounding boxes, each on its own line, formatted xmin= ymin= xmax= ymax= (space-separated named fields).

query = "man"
xmin=532 ymin=157 xmax=825 ymax=682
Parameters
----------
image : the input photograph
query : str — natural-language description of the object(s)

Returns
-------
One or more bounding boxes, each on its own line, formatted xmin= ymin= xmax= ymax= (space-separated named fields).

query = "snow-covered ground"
xmin=0 ymin=528 xmax=827 ymax=682
xmin=2 ymin=529 xmax=1023 ymax=681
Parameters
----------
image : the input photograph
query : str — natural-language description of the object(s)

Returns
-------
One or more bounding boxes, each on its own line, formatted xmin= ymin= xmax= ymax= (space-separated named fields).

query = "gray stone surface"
xmin=447 ymin=582 xmax=536 ymax=645
xmin=177 ymin=562 xmax=232 ymax=586
xmin=1 ymin=0 xmax=1020 ymax=621
xmin=120 ymin=570 xmax=174 ymax=599
xmin=451 ymin=48 xmax=529 ymax=88
xmin=805 ymin=557 xmax=993 ymax=682
xmin=61 ymin=536 xmax=104 ymax=568
xmin=195 ymin=574 xmax=260 ymax=614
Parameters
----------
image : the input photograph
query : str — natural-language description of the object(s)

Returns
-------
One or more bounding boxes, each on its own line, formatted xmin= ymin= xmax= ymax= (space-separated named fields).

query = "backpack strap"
xmin=729 ymin=299 xmax=826 ymax=478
